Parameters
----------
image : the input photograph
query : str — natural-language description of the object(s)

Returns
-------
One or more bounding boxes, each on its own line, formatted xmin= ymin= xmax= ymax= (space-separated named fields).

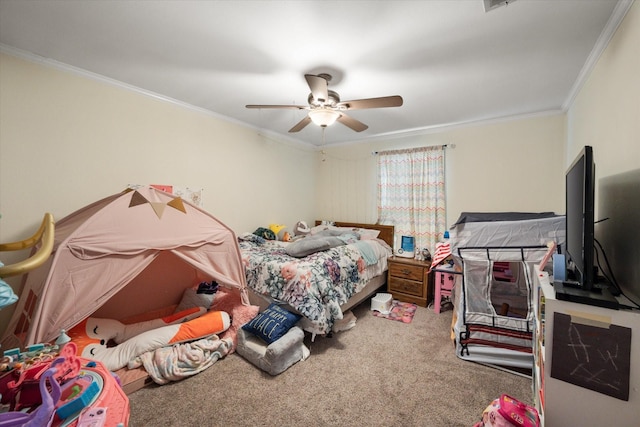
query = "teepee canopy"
xmin=2 ymin=187 xmax=247 ymax=348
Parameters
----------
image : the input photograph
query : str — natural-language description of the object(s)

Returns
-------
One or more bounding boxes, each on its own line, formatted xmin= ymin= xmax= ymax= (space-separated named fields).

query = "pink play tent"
xmin=1 ymin=187 xmax=248 ymax=350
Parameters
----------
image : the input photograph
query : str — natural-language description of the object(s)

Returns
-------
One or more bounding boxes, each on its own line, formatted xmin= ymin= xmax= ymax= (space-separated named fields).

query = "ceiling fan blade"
xmin=336 ymin=95 xmax=403 ymax=110
xmin=246 ymin=104 xmax=308 ymax=110
xmin=289 ymin=116 xmax=312 ymax=133
xmin=304 ymin=74 xmax=329 ymax=103
xmin=337 ymin=113 xmax=368 ymax=132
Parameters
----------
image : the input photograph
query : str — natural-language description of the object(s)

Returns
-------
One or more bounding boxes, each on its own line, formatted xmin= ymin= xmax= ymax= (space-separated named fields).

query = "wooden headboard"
xmin=314 ymin=221 xmax=395 ymax=248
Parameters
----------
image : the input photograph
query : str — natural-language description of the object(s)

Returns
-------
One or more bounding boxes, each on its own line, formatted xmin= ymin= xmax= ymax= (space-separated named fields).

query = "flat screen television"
xmin=556 ymin=145 xmax=618 ymax=309
xmin=565 ymin=145 xmax=595 ymax=290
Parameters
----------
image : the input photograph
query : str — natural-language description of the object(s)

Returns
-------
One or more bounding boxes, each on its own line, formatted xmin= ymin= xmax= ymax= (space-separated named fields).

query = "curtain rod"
xmin=372 ymin=143 xmax=453 ymax=155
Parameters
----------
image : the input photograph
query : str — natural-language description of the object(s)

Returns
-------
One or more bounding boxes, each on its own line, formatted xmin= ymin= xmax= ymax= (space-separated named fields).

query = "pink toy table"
xmin=433 ymin=265 xmax=459 ymax=314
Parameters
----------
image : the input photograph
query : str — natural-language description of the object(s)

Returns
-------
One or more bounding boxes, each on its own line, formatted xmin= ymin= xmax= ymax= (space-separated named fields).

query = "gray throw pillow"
xmin=285 ymin=237 xmax=331 ymax=257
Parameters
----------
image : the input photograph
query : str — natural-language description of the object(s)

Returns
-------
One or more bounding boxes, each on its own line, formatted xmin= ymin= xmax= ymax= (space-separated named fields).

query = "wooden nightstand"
xmin=387 ymin=256 xmax=432 ymax=307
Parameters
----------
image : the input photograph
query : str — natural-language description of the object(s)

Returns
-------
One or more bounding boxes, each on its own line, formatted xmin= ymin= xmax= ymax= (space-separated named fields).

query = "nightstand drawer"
xmin=388 ymin=262 xmax=424 ymax=281
xmin=386 ymin=256 xmax=431 ymax=307
xmin=389 ymin=277 xmax=424 ymax=297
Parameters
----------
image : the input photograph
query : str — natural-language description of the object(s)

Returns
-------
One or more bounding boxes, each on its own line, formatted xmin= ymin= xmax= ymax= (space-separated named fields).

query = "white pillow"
xmin=175 ymin=287 xmax=216 ymax=313
xmin=309 ymin=225 xmax=381 ymax=240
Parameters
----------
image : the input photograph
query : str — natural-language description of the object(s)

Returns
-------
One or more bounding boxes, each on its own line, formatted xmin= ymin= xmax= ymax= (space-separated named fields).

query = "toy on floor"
xmin=68 ymin=307 xmax=230 ymax=371
xmin=0 ymin=363 xmax=61 ymax=426
xmin=0 ymin=342 xmax=70 ymax=411
xmin=473 ymin=394 xmax=540 ymax=427
xmin=0 ymin=341 xmax=130 ymax=426
xmin=208 ymin=286 xmax=260 ymax=353
xmin=67 ymin=307 xmax=205 ymax=363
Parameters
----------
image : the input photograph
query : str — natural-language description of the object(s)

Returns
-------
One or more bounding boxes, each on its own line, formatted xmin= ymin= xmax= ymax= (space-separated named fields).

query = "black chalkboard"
xmin=551 ymin=312 xmax=631 ymax=400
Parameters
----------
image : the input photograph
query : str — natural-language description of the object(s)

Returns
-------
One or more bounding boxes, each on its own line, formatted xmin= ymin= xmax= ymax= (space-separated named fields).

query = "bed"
xmin=239 ymin=221 xmax=394 ymax=336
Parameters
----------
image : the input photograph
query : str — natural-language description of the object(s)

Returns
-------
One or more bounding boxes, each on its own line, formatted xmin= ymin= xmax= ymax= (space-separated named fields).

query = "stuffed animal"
xmin=253 ymin=227 xmax=276 ymax=240
xmin=294 ymin=221 xmax=311 ymax=236
xmin=209 ymin=286 xmax=260 ymax=353
xmin=68 ymin=307 xmax=231 ymax=371
xmin=269 ymin=224 xmax=291 ymax=242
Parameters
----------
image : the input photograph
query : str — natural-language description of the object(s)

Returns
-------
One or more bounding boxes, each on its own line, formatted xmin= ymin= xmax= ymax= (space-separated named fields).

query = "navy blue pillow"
xmin=242 ymin=303 xmax=301 ymax=344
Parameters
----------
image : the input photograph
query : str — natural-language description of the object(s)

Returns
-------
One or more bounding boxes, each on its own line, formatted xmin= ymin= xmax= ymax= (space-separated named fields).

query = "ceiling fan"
xmin=246 ymin=73 xmax=403 ymax=133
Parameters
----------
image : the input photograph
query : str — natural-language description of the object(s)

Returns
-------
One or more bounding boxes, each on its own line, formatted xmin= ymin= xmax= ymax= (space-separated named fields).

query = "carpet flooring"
xmin=127 ymin=297 xmax=533 ymax=426
xmin=372 ymin=300 xmax=417 ymax=323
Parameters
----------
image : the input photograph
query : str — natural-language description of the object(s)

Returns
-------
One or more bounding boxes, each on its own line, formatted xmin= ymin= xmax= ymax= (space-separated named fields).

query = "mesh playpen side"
xmin=453 ymin=246 xmax=550 ymax=370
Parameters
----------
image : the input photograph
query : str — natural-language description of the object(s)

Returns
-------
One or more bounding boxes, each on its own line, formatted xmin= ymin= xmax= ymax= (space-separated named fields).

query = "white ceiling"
xmin=0 ymin=0 xmax=629 ymax=146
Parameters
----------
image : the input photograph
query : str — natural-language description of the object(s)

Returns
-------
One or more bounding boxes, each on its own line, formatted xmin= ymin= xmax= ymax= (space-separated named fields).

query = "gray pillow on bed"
xmin=285 ymin=237 xmax=330 ymax=257
xmin=285 ymin=235 xmax=345 ymax=257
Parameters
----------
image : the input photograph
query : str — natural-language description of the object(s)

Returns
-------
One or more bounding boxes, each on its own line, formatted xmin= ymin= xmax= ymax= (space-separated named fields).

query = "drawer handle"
xmin=401 ymin=268 xmax=412 ymax=275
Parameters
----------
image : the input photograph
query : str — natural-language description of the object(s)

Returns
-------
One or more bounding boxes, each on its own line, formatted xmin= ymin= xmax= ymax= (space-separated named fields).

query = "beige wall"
xmin=0 ymin=53 xmax=319 ymax=244
xmin=0 ymin=53 xmax=320 ymax=332
xmin=567 ymin=1 xmax=639 ymax=183
xmin=566 ymin=2 xmax=639 ymax=298
xmin=550 ymin=3 xmax=639 ymax=421
xmin=317 ymin=2 xmax=639 ymax=236
xmin=316 ymin=114 xmax=566 ymax=229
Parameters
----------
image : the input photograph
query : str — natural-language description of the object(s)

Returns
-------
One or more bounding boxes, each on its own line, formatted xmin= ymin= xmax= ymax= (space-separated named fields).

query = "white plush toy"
xmin=294 ymin=221 xmax=311 ymax=236
xmin=68 ymin=306 xmax=231 ymax=371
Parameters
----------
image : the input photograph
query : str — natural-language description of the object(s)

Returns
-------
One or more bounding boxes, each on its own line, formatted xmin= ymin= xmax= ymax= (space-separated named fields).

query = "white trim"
xmin=332 ymin=109 xmax=564 ymax=148
xmin=562 ymin=0 xmax=635 ymax=111
xmin=0 ymin=43 xmax=315 ymax=149
xmin=7 ymin=42 xmax=555 ymax=149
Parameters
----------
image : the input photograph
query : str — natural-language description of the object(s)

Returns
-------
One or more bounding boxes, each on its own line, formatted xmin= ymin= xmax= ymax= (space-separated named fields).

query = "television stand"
xmin=553 ymin=280 xmax=619 ymax=309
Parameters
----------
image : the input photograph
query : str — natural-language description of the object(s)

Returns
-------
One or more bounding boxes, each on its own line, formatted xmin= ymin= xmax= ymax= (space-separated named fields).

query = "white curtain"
xmin=377 ymin=146 xmax=446 ymax=253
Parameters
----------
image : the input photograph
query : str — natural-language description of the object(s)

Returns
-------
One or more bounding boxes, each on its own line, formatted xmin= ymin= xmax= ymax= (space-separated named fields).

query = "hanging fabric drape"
xmin=377 ymin=145 xmax=446 ymax=253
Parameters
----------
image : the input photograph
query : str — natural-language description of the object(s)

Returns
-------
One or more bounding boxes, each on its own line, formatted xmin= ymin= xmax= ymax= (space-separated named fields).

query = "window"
xmin=377 ymin=146 xmax=446 ymax=253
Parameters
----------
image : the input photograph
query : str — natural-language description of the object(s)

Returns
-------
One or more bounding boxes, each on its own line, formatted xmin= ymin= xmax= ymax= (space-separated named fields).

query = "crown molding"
xmin=562 ymin=0 xmax=635 ymax=110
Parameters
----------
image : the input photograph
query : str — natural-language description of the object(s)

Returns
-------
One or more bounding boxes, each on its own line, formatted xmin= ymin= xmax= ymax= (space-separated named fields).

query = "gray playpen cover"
xmin=450 ymin=213 xmax=565 ymax=369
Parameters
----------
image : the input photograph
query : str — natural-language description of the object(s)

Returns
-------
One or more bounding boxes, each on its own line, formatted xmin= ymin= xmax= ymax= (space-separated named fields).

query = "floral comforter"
xmin=238 ymin=233 xmax=391 ymax=335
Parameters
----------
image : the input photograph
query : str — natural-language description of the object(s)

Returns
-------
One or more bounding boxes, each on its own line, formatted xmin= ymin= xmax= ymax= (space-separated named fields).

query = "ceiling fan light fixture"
xmin=247 ymin=73 xmax=401 ymax=133
xmin=309 ymin=108 xmax=340 ymax=127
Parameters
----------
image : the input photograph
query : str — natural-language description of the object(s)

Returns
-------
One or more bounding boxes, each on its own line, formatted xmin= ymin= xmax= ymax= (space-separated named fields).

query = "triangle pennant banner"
xmin=150 ymin=202 xmax=166 ymax=219
xmin=167 ymin=197 xmax=187 ymax=214
xmin=129 ymin=191 xmax=148 ymax=208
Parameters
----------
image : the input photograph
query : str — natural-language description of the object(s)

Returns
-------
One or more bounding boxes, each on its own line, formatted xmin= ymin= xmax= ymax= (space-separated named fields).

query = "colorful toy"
xmin=67 ymin=308 xmax=230 ymax=371
xmin=269 ymin=224 xmax=291 ymax=242
xmin=253 ymin=227 xmax=276 ymax=240
xmin=0 ymin=341 xmax=130 ymax=426
xmin=68 ymin=307 xmax=206 ymax=353
xmin=76 ymin=406 xmax=108 ymax=427
xmin=0 ymin=365 xmax=61 ymax=426
xmin=0 ymin=342 xmax=71 ymax=411
xmin=56 ymin=372 xmax=100 ymax=420
xmin=473 ymin=394 xmax=540 ymax=427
